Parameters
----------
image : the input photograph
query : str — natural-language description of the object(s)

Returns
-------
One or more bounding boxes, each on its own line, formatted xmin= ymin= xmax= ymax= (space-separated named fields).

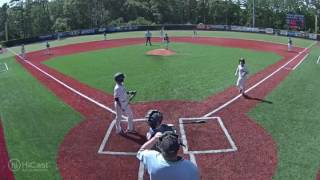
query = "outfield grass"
xmin=249 ymin=45 xmax=320 ymax=180
xmin=44 ymin=42 xmax=282 ymax=102
xmin=0 ymin=54 xmax=82 ymax=179
xmin=9 ymin=30 xmax=315 ymax=53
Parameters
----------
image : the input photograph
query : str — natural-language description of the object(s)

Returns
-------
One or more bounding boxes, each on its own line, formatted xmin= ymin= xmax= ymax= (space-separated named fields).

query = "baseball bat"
xmin=180 ymin=120 xmax=207 ymax=124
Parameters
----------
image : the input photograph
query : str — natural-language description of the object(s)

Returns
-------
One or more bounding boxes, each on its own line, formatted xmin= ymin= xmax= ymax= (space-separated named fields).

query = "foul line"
xmin=7 ymin=48 xmax=116 ymax=115
xmin=203 ymin=41 xmax=316 ymax=117
xmin=292 ymin=53 xmax=309 ymax=70
xmin=317 ymin=56 xmax=320 ymax=64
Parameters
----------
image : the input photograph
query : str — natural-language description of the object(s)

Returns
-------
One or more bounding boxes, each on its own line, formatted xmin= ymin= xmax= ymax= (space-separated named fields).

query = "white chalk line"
xmin=179 ymin=118 xmax=190 ymax=154
xmin=317 ymin=56 xmax=320 ymax=64
xmin=217 ymin=117 xmax=237 ymax=151
xmin=98 ymin=120 xmax=116 ymax=154
xmin=138 ymin=162 xmax=145 ymax=180
xmin=4 ymin=63 xmax=8 ymax=71
xmin=203 ymin=41 xmax=316 ymax=117
xmin=189 ymin=153 xmax=197 ymax=166
xmin=0 ymin=63 xmax=8 ymax=73
xmin=292 ymin=53 xmax=309 ymax=70
xmin=179 ymin=117 xmax=237 ymax=154
xmin=8 ymin=48 xmax=117 ymax=115
xmin=98 ymin=118 xmax=147 ymax=155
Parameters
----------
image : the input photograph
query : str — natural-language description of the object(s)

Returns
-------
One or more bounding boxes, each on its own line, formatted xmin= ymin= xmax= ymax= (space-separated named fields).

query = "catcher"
xmin=145 ymin=109 xmax=176 ymax=140
xmin=113 ymin=72 xmax=136 ymax=134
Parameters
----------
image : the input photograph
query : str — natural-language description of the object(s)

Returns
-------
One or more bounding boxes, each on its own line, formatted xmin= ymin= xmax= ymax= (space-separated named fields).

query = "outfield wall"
xmin=2 ymin=24 xmax=318 ymax=47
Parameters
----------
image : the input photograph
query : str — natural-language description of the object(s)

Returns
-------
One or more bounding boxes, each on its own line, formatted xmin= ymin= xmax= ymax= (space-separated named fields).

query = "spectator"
xmin=137 ymin=132 xmax=200 ymax=180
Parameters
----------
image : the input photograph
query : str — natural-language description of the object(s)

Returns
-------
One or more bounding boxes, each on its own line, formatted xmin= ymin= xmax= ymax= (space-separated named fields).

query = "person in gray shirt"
xmin=137 ymin=131 xmax=200 ymax=180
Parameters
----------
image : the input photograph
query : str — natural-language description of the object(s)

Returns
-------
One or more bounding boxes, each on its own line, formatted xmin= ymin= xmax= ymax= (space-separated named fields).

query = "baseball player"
xmin=21 ymin=44 xmax=26 ymax=59
xmin=192 ymin=28 xmax=198 ymax=38
xmin=145 ymin=30 xmax=152 ymax=46
xmin=288 ymin=37 xmax=293 ymax=51
xmin=163 ymin=33 xmax=170 ymax=50
xmin=113 ymin=72 xmax=135 ymax=134
xmin=104 ymin=31 xmax=107 ymax=40
xmin=235 ymin=58 xmax=249 ymax=95
xmin=160 ymin=27 xmax=164 ymax=41
xmin=145 ymin=109 xmax=175 ymax=140
xmin=45 ymin=41 xmax=51 ymax=55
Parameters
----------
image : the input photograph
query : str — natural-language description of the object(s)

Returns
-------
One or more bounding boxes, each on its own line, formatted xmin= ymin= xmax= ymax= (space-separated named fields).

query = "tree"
xmin=52 ymin=17 xmax=70 ymax=32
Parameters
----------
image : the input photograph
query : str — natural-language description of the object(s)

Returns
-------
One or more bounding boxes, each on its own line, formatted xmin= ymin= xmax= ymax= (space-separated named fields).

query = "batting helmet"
xmin=146 ymin=109 xmax=163 ymax=129
xmin=239 ymin=57 xmax=245 ymax=64
xmin=114 ymin=72 xmax=125 ymax=83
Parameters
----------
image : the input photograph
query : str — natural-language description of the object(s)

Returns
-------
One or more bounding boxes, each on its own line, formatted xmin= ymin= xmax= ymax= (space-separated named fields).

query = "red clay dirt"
xmin=13 ymin=37 xmax=312 ymax=179
xmin=146 ymin=48 xmax=176 ymax=56
xmin=0 ymin=119 xmax=14 ymax=180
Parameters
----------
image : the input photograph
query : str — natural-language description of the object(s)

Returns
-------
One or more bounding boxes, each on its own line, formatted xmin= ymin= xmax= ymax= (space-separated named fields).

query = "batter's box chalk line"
xmin=98 ymin=118 xmax=147 ymax=155
xmin=98 ymin=116 xmax=237 ymax=156
xmin=0 ymin=63 xmax=8 ymax=73
xmin=179 ymin=116 xmax=238 ymax=154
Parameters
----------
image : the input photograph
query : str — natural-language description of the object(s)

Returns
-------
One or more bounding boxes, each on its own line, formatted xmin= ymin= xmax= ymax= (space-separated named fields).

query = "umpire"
xmin=137 ymin=132 xmax=200 ymax=180
xmin=145 ymin=30 xmax=152 ymax=46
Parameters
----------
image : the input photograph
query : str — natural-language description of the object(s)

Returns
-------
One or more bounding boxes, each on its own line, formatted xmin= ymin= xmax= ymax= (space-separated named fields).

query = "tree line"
xmin=0 ymin=0 xmax=319 ymax=41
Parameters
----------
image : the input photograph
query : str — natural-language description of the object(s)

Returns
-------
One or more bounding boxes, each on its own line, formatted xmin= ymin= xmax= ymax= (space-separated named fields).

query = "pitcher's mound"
xmin=146 ymin=49 xmax=176 ymax=56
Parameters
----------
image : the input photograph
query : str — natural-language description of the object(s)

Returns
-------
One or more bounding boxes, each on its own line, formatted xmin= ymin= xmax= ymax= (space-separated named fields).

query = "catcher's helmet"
xmin=146 ymin=109 xmax=163 ymax=129
xmin=114 ymin=72 xmax=125 ymax=83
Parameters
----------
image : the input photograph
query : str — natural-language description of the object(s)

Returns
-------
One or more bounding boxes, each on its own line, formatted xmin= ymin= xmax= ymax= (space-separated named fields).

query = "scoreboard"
xmin=286 ymin=14 xmax=305 ymax=30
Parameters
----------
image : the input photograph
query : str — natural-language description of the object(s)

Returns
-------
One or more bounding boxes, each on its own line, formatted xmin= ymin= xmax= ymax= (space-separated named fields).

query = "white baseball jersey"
xmin=114 ymin=83 xmax=129 ymax=105
xmin=236 ymin=64 xmax=248 ymax=78
xmin=113 ymin=83 xmax=134 ymax=132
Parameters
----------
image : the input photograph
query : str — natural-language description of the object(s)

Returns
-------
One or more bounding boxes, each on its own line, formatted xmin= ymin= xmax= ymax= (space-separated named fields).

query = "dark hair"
xmin=158 ymin=132 xmax=180 ymax=158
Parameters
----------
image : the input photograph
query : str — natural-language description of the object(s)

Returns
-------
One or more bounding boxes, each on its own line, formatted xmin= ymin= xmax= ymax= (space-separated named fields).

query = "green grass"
xmin=0 ymin=54 xmax=82 ymax=179
xmin=44 ymin=42 xmax=282 ymax=102
xmin=9 ymin=30 xmax=315 ymax=53
xmin=0 ymin=31 xmax=318 ymax=179
xmin=248 ymin=45 xmax=320 ymax=180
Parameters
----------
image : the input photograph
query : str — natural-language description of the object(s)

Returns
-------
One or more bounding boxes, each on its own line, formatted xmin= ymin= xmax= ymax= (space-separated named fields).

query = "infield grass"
xmin=249 ymin=45 xmax=320 ymax=180
xmin=44 ymin=42 xmax=282 ymax=102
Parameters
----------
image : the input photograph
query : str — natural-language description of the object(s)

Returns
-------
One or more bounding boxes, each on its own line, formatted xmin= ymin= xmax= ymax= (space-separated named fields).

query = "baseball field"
xmin=0 ymin=30 xmax=319 ymax=180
